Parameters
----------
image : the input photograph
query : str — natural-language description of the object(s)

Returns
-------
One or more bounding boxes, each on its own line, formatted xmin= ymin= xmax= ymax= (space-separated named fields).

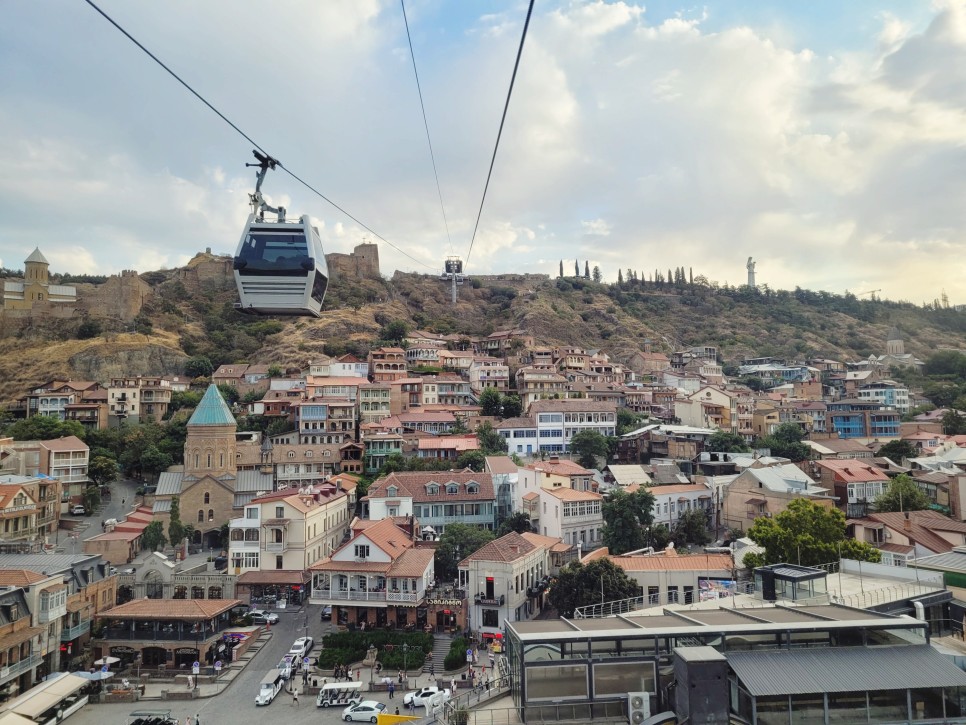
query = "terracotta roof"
xmin=610 ymin=553 xmax=733 ymax=572
xmin=494 ymin=417 xmax=536 ymax=430
xmin=369 ymin=472 xmax=495 ymax=503
xmin=0 ymin=570 xmax=46 ymax=586
xmin=388 ymin=548 xmax=435 ymax=578
xmin=862 ymin=511 xmax=966 ymax=554
xmin=879 ymin=543 xmax=915 ymax=555
xmin=460 ymin=532 xmax=536 ymax=564
xmin=542 ymin=487 xmax=602 ymax=501
xmin=0 ymin=485 xmax=37 ymax=509
xmin=813 ymin=460 xmax=888 ymax=482
xmin=0 ymin=627 xmax=43 ymax=651
xmin=519 ymin=532 xmax=567 ymax=552
xmin=485 ymin=456 xmax=519 ymax=474
xmin=417 ymin=437 xmax=479 ymax=452
xmin=527 ymin=459 xmax=593 ymax=476
xmin=98 ymin=598 xmax=243 ymax=620
xmin=522 ymin=492 xmax=540 ymax=501
xmin=39 ymin=436 xmax=88 ymax=452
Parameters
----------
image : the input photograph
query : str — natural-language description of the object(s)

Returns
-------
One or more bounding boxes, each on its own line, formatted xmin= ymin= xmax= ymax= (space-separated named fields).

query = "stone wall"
xmin=326 ymin=242 xmax=381 ymax=282
xmin=76 ymin=271 xmax=153 ymax=323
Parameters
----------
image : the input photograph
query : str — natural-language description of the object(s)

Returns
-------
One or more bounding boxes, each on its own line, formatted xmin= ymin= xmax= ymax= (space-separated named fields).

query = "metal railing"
xmin=0 ymin=654 xmax=42 ymax=683
xmin=61 ymin=620 xmax=92 ymax=641
xmin=574 ymin=582 xmax=757 ymax=618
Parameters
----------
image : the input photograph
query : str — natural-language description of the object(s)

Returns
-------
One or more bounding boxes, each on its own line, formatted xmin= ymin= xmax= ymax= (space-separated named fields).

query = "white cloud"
xmin=0 ymin=1 xmax=965 ymax=302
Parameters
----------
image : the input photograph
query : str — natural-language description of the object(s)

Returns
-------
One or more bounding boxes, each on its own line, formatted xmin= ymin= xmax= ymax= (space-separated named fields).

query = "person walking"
xmin=292 ymin=688 xmax=300 ymax=708
xmin=194 ymin=715 xmax=200 ymax=725
xmin=388 ymin=681 xmax=395 ymax=699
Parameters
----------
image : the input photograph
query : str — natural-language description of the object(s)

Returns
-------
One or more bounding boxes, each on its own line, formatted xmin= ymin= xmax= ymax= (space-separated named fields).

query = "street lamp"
xmin=402 ymin=644 xmax=409 ymax=684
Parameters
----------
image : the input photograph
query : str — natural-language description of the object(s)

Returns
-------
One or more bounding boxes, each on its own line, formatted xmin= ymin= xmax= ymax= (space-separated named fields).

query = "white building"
xmin=536 ymin=487 xmax=603 ymax=550
xmin=459 ymin=531 xmax=555 ymax=641
xmin=640 ymin=483 xmax=714 ymax=529
xmin=528 ymin=400 xmax=617 ymax=455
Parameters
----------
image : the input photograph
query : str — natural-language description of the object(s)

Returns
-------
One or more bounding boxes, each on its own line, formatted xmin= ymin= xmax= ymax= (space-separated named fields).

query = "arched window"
xmin=230 ymin=528 xmax=244 ymax=542
xmin=194 ymin=454 xmax=199 ymax=468
xmin=219 ymin=453 xmax=224 ymax=467
xmin=244 ymin=528 xmax=259 ymax=542
xmin=191 ymin=586 xmax=204 ymax=599
xmin=173 ymin=585 xmax=187 ymax=600
xmin=208 ymin=509 xmax=214 ymax=521
xmin=197 ymin=510 xmax=204 ymax=523
xmin=208 ymin=586 xmax=222 ymax=600
xmin=206 ymin=453 xmax=212 ymax=468
xmin=204 ymin=492 xmax=210 ymax=504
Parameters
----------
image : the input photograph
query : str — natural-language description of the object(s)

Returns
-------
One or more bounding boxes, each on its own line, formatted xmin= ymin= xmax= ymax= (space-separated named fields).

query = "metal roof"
xmin=235 ymin=470 xmax=273 ymax=492
xmin=156 ymin=472 xmax=183 ymax=496
xmin=727 ymin=645 xmax=966 ymax=697
xmin=152 ymin=499 xmax=171 ymax=513
xmin=187 ymin=384 xmax=236 ymax=427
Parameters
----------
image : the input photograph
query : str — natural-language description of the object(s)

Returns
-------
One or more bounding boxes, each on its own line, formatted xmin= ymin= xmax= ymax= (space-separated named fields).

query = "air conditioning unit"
xmin=627 ymin=691 xmax=650 ymax=724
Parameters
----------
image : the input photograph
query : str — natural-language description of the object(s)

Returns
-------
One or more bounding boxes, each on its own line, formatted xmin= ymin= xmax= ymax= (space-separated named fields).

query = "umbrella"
xmin=76 ymin=671 xmax=115 ymax=681
xmin=93 ymin=657 xmax=121 ymax=667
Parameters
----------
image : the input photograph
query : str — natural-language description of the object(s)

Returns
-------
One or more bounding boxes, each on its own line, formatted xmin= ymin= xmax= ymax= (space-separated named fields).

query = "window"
xmin=276 ymin=506 xmax=284 ymax=518
xmin=276 ymin=555 xmax=283 ymax=570
xmin=355 ymin=544 xmax=370 ymax=559
xmin=446 ymin=484 xmax=459 ymax=495
xmin=204 ymin=492 xmax=210 ymax=504
xmin=246 ymin=507 xmax=258 ymax=519
xmin=467 ymin=485 xmax=479 ymax=494
xmin=208 ymin=509 xmax=214 ymax=521
xmin=197 ymin=510 xmax=204 ymax=522
xmin=482 ymin=609 xmax=500 ymax=627
xmin=427 ymin=485 xmax=439 ymax=496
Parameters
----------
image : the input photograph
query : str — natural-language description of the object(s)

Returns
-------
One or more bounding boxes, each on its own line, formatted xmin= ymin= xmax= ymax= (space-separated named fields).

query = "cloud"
xmin=0 ymin=1 xmax=964 ymax=303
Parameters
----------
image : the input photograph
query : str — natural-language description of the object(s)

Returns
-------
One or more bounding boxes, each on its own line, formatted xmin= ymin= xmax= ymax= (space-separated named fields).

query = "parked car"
xmin=342 ymin=701 xmax=386 ymax=723
xmin=276 ymin=655 xmax=295 ymax=680
xmin=321 ymin=605 xmax=332 ymax=619
xmin=250 ymin=610 xmax=279 ymax=625
xmin=403 ymin=686 xmax=452 ymax=708
xmin=289 ymin=636 xmax=314 ymax=658
xmin=70 ymin=505 xmax=86 ymax=516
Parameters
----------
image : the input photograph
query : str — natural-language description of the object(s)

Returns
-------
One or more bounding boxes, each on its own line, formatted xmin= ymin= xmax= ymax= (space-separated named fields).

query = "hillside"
xmin=2 ymin=255 xmax=965 ymax=402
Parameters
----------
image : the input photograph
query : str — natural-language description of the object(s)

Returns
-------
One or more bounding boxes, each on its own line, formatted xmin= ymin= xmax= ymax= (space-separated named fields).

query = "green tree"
xmin=559 ymin=260 xmax=563 ymax=278
xmin=706 ymin=431 xmax=751 ymax=453
xmin=141 ymin=521 xmax=168 ymax=552
xmin=942 ymin=409 xmax=966 ymax=435
xmin=617 ymin=407 xmax=647 ymax=436
xmin=569 ymin=430 xmax=610 ymax=469
xmin=435 ymin=524 xmax=495 ymax=582
xmin=672 ymin=508 xmax=711 ymax=547
xmin=755 ymin=422 xmax=811 ymax=462
xmin=923 ymin=381 xmax=960 ymax=408
xmin=168 ymin=390 xmax=203 ymax=417
xmin=592 ymin=266 xmax=602 ymax=283
xmin=267 ymin=363 xmax=284 ymax=377
xmin=184 ymin=355 xmax=214 ymax=378
xmin=455 ymin=450 xmax=486 ymax=472
xmin=76 ymin=319 xmax=103 ymax=339
xmin=216 ymin=384 xmax=240 ymax=406
xmin=5 ymin=416 xmax=85 ymax=441
xmin=475 ymin=422 xmax=508 ymax=455
xmin=743 ymin=498 xmax=881 ymax=568
xmin=875 ymin=474 xmax=933 ymax=513
xmin=875 ymin=440 xmax=917 ymax=463
xmin=479 ymin=388 xmax=502 ymax=417
xmin=548 ymin=559 xmax=641 ymax=617
xmin=168 ymin=496 xmax=186 ymax=546
xmin=140 ymin=445 xmax=173 ymax=481
xmin=924 ymin=350 xmax=966 ymax=378
xmin=451 ymin=415 xmax=469 ymax=435
xmin=501 ymin=395 xmax=523 ymax=419
xmin=497 ymin=512 xmax=534 ymax=536
xmin=379 ymin=320 xmax=410 ymax=345
xmin=88 ymin=456 xmax=119 ymax=486
xmin=602 ymin=488 xmax=656 ymax=554
xmin=82 ymin=485 xmax=100 ymax=514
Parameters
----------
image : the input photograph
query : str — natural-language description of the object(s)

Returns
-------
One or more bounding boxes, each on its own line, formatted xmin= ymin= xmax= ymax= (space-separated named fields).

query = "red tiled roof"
xmin=460 ymin=533 xmax=535 ymax=564
xmin=97 ymin=598 xmax=242 ymax=619
xmin=369 ymin=472 xmax=495 ymax=503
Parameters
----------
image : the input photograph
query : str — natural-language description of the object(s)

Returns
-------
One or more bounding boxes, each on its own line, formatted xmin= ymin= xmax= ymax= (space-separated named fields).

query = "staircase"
xmin=431 ymin=635 xmax=454 ymax=667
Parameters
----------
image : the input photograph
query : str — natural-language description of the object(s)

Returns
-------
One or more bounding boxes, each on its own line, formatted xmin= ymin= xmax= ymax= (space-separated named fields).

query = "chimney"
xmin=903 ymin=511 xmax=912 ymax=532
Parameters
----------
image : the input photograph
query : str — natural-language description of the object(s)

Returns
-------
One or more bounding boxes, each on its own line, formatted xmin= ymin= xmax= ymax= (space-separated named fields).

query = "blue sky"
xmin=1 ymin=1 xmax=964 ymax=304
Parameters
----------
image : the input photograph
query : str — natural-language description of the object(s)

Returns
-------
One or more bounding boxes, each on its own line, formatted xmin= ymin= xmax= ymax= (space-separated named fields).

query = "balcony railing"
xmin=102 ymin=627 xmax=213 ymax=642
xmin=40 ymin=602 xmax=68 ymax=623
xmin=312 ymin=588 xmax=423 ymax=604
xmin=0 ymin=654 xmax=42 ymax=683
xmin=474 ymin=594 xmax=505 ymax=606
xmin=61 ymin=620 xmax=91 ymax=641
xmin=265 ymin=542 xmax=286 ymax=553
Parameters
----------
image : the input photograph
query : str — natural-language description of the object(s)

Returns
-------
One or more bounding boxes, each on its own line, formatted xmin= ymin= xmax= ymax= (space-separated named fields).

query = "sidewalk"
xmin=134 ymin=629 xmax=271 ymax=700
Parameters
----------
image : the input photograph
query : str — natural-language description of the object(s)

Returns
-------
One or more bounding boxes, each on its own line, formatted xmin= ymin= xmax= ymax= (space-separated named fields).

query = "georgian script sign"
xmin=427 ymin=598 xmax=462 ymax=607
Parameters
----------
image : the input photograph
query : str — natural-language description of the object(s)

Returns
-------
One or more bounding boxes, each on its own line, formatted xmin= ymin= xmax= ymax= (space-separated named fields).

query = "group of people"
xmin=331 ymin=663 xmax=358 ymax=681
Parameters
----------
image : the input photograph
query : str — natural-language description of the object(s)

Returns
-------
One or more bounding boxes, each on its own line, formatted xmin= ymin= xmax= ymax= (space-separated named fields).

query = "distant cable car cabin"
xmin=233 ymin=151 xmax=328 ymax=317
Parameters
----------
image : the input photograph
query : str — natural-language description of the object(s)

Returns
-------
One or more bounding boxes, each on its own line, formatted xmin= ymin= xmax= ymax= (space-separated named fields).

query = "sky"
xmin=2 ymin=0 xmax=965 ymax=304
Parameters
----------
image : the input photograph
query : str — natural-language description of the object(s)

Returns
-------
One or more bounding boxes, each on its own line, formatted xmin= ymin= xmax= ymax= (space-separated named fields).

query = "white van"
xmin=316 ymin=681 xmax=363 ymax=708
xmin=276 ymin=655 xmax=295 ymax=679
xmin=255 ymin=669 xmax=284 ymax=706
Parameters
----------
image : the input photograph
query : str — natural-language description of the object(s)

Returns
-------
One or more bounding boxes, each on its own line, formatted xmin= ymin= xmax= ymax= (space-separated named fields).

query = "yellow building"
xmin=1 ymin=248 xmax=76 ymax=309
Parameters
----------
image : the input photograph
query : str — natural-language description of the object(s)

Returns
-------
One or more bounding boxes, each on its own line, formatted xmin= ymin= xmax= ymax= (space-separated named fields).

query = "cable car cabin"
xmin=233 ymin=214 xmax=328 ymax=317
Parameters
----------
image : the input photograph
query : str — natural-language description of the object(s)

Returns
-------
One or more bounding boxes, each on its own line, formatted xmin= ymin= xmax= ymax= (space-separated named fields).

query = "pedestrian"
xmin=388 ymin=681 xmax=395 ymax=699
xmin=408 ymin=699 xmax=415 ymax=713
xmin=292 ymin=688 xmax=299 ymax=708
xmin=429 ymin=663 xmax=435 ymax=679
xmin=394 ymin=708 xmax=400 ymax=716
xmin=195 ymin=715 xmax=200 ymax=725
xmin=356 ymin=668 xmax=360 ymax=682
xmin=398 ymin=671 xmax=403 ymax=684
xmin=121 ymin=498 xmax=125 ymax=506
xmin=451 ymin=678 xmax=456 ymax=693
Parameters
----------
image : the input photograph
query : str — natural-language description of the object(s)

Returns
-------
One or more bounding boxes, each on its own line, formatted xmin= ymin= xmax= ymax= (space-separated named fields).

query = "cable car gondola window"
xmin=311 ymin=271 xmax=328 ymax=303
xmin=236 ymin=232 xmax=312 ymax=275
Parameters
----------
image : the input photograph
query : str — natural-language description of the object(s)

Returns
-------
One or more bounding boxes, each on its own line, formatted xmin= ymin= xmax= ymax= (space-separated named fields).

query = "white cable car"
xmin=233 ymin=152 xmax=328 ymax=317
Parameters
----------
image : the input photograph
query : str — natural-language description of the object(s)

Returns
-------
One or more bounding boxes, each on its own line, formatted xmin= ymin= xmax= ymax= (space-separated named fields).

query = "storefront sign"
xmin=427 ymin=598 xmax=462 ymax=607
xmin=175 ymin=648 xmax=198 ymax=655
xmin=111 ymin=646 xmax=137 ymax=655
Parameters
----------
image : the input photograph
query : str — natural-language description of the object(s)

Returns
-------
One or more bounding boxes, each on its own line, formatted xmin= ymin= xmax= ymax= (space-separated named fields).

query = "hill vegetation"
xmin=1 ymin=256 xmax=965 ymax=404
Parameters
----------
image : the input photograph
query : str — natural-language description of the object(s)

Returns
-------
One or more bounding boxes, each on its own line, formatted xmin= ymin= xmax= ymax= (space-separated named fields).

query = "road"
xmin=64 ymin=604 xmax=430 ymax=725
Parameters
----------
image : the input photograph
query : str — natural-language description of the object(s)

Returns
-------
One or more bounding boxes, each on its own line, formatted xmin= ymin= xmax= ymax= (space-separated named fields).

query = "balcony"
xmin=0 ymin=654 xmax=42 ymax=683
xmin=265 ymin=542 xmax=286 ymax=553
xmin=61 ymin=620 xmax=91 ymax=641
xmin=474 ymin=594 xmax=505 ymax=606
xmin=39 ymin=601 xmax=68 ymax=623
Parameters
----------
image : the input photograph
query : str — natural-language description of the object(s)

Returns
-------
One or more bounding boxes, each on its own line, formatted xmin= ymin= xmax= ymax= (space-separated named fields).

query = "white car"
xmin=403 ymin=686 xmax=452 ymax=708
xmin=250 ymin=610 xmax=279 ymax=625
xmin=342 ymin=700 xmax=386 ymax=723
xmin=289 ymin=636 xmax=314 ymax=658
xmin=70 ymin=505 xmax=86 ymax=515
xmin=276 ymin=655 xmax=295 ymax=679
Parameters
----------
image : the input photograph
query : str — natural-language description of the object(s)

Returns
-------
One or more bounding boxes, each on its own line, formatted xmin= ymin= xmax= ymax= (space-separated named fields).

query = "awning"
xmin=726 ymin=645 xmax=966 ymax=697
xmin=236 ymin=570 xmax=309 ymax=585
xmin=744 ymin=498 xmax=766 ymax=504
xmin=4 ymin=673 xmax=88 ymax=719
